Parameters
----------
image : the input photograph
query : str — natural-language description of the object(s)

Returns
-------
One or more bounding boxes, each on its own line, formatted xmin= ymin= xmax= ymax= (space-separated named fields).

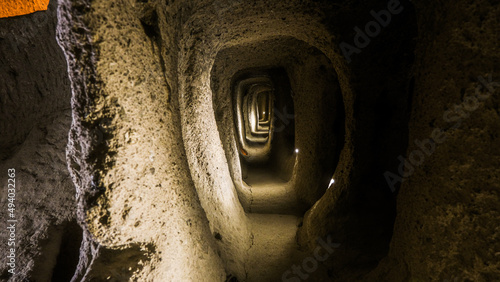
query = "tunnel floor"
xmin=246 ymin=214 xmax=305 ymax=281
xmin=243 ymin=167 xmax=305 ymax=280
xmin=244 ymin=167 xmax=301 ymax=215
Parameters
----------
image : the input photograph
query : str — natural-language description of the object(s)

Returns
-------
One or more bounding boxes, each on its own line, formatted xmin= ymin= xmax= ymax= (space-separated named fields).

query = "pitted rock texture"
xmin=0 ymin=0 xmax=498 ymax=281
xmin=58 ymin=0 xmax=226 ymax=280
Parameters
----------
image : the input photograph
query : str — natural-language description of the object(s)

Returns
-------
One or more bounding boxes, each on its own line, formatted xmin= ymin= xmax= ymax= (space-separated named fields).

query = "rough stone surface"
xmin=0 ymin=0 xmax=78 ymax=280
xmin=57 ymin=0 xmax=226 ymax=280
xmin=0 ymin=0 xmax=498 ymax=281
xmin=366 ymin=0 xmax=500 ymax=281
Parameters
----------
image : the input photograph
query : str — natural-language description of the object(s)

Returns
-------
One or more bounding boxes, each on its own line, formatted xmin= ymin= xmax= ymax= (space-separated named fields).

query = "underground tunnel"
xmin=211 ymin=37 xmax=344 ymax=216
xmin=0 ymin=0 xmax=499 ymax=281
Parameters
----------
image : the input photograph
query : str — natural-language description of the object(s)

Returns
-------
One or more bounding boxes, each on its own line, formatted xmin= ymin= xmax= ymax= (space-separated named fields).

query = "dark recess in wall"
xmin=51 ymin=220 xmax=83 ymax=282
xmin=29 ymin=220 xmax=83 ymax=281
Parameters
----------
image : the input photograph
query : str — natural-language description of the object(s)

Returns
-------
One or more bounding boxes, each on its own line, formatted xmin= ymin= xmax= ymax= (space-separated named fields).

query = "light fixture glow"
xmin=328 ymin=178 xmax=335 ymax=189
xmin=295 ymin=149 xmax=299 ymax=153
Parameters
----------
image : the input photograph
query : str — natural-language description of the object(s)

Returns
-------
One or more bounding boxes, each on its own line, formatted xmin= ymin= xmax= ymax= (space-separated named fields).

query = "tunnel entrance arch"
xmin=232 ymin=68 xmax=296 ymax=183
xmin=211 ymin=36 xmax=345 ymax=214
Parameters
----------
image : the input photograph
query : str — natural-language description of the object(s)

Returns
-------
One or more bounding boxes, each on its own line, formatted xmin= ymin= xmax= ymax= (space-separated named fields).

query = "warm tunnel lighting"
xmin=235 ymin=76 xmax=275 ymax=161
xmin=245 ymin=85 xmax=273 ymax=143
